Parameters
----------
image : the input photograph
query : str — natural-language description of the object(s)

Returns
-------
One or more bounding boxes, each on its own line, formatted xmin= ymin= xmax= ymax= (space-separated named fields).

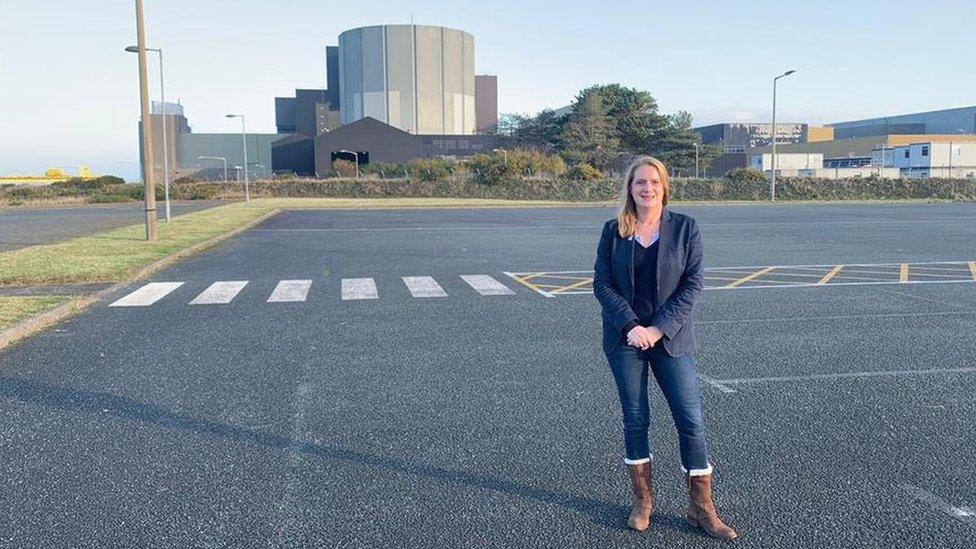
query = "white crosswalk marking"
xmin=268 ymin=280 xmax=312 ymax=302
xmin=402 ymin=276 xmax=448 ymax=298
xmin=189 ymin=281 xmax=249 ymax=305
xmin=341 ymin=278 xmax=378 ymax=300
xmin=109 ymin=282 xmax=184 ymax=307
xmin=460 ymin=275 xmax=516 ymax=296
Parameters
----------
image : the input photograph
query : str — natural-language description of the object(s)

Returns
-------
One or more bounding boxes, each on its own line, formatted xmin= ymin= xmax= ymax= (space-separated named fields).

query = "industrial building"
xmin=273 ymin=24 xmax=499 ymax=176
xmin=138 ymin=24 xmax=499 ymax=181
xmin=140 ymin=102 xmax=279 ymax=182
xmin=692 ymin=122 xmax=833 ymax=175
xmin=827 ymin=105 xmax=976 ymax=138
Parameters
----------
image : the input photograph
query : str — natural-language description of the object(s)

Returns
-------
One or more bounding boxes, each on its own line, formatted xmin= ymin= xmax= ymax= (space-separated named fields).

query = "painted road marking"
xmin=713 ymin=366 xmax=976 ymax=385
xmin=109 ymin=282 xmax=184 ymax=307
xmin=460 ymin=275 xmax=516 ymax=296
xmin=817 ymin=265 xmax=844 ymax=285
xmin=341 ymin=278 xmax=378 ymax=300
xmin=402 ymin=276 xmax=448 ymax=298
xmin=725 ymin=267 xmax=776 ymax=288
xmin=190 ymin=281 xmax=249 ymax=305
xmin=268 ymin=280 xmax=312 ymax=303
xmin=697 ymin=374 xmax=737 ymax=394
xmin=508 ymin=260 xmax=976 ymax=295
xmin=899 ymin=483 xmax=976 ymax=531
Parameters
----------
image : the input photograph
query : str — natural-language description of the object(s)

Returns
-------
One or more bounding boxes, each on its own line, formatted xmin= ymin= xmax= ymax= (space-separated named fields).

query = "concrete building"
xmin=828 ymin=106 xmax=976 ymax=139
xmin=138 ymin=101 xmax=191 ymax=183
xmin=177 ymin=133 xmax=278 ymax=180
xmin=338 ymin=25 xmax=476 ymax=135
xmin=139 ymin=101 xmax=281 ymax=181
xmin=692 ymin=122 xmax=831 ymax=175
xmin=475 ymin=75 xmax=498 ymax=134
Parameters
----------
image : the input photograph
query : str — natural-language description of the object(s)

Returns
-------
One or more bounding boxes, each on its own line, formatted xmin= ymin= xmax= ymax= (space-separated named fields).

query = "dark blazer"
xmin=593 ymin=208 xmax=704 ymax=357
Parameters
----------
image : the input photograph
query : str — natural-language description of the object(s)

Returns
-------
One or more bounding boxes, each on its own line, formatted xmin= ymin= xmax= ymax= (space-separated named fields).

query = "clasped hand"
xmin=626 ymin=325 xmax=663 ymax=350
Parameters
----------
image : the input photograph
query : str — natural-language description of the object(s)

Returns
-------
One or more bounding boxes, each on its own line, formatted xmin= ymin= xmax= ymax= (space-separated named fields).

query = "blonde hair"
xmin=617 ymin=155 xmax=670 ymax=238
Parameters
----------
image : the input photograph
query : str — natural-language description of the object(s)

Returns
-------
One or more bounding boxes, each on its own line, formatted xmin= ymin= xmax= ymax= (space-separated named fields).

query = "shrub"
xmin=467 ymin=149 xmax=566 ymax=184
xmin=724 ymin=167 xmax=767 ymax=184
xmin=360 ymin=162 xmax=405 ymax=179
xmin=332 ymin=159 xmax=358 ymax=178
xmin=567 ymin=163 xmax=603 ymax=181
xmin=407 ymin=158 xmax=458 ymax=182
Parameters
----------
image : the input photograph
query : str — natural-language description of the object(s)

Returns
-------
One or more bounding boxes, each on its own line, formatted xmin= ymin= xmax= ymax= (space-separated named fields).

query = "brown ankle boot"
xmin=685 ymin=471 xmax=737 ymax=540
xmin=626 ymin=462 xmax=654 ymax=531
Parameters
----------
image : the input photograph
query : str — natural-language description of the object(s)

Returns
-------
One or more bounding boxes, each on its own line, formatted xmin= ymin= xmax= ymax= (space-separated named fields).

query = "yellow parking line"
xmin=512 ymin=274 xmax=548 ymax=295
xmin=900 ymin=263 xmax=909 ymax=282
xmin=969 ymin=261 xmax=976 ymax=280
xmin=530 ymin=274 xmax=594 ymax=281
xmin=817 ymin=265 xmax=844 ymax=285
xmin=725 ymin=267 xmax=776 ymax=288
xmin=550 ymin=278 xmax=594 ymax=294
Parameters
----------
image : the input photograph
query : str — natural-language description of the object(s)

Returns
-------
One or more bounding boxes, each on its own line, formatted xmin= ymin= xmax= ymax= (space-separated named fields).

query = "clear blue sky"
xmin=2 ymin=0 xmax=973 ymax=180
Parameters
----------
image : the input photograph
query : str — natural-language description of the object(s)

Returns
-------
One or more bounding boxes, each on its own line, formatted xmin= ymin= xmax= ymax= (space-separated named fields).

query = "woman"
xmin=593 ymin=156 xmax=737 ymax=540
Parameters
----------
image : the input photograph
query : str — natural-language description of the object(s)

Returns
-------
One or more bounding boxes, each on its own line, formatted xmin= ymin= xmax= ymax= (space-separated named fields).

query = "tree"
xmin=558 ymin=90 xmax=620 ymax=170
xmin=656 ymin=111 xmax=705 ymax=176
xmin=503 ymin=109 xmax=567 ymax=152
xmin=575 ymin=84 xmax=669 ymax=155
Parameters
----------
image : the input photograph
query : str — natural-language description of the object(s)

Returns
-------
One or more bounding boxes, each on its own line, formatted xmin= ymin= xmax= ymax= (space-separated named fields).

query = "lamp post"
xmin=771 ymin=69 xmax=796 ymax=201
xmin=198 ymin=155 xmax=228 ymax=181
xmin=492 ymin=148 xmax=508 ymax=166
xmin=125 ymin=45 xmax=170 ymax=221
xmin=225 ymin=114 xmax=249 ymax=202
xmin=336 ymin=150 xmax=360 ymax=178
xmin=693 ymin=142 xmax=700 ymax=178
xmin=131 ymin=0 xmax=156 ymax=241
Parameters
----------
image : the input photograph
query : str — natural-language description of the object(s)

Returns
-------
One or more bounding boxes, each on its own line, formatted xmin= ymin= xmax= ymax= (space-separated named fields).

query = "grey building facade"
xmin=314 ymin=117 xmax=496 ymax=174
xmin=338 ymin=25 xmax=476 ymax=135
xmin=475 ymin=75 xmax=498 ymax=134
xmin=828 ymin=105 xmax=976 ymax=139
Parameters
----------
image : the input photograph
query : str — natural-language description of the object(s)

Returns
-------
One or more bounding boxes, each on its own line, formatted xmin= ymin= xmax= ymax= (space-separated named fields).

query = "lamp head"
xmin=124 ymin=46 xmax=139 ymax=53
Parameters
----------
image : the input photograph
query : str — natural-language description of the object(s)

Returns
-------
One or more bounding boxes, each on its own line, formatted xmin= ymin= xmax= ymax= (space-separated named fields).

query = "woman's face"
xmin=631 ymin=164 xmax=664 ymax=210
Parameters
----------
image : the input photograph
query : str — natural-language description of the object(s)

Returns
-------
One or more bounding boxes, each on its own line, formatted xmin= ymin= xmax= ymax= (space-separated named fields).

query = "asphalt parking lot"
xmin=1 ymin=202 xmax=975 ymax=548
xmin=0 ymin=200 xmax=227 ymax=251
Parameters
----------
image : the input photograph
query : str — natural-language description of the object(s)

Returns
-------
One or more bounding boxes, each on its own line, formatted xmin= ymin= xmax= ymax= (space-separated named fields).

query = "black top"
xmin=622 ymin=237 xmax=659 ymax=336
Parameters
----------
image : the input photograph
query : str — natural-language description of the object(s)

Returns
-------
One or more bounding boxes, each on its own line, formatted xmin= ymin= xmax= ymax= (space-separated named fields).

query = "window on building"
xmin=921 ymin=146 xmax=929 ymax=157
xmin=904 ymin=150 xmax=910 ymax=158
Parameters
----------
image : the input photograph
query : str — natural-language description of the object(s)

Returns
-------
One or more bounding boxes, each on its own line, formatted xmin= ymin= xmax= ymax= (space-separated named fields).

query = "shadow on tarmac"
xmin=0 ymin=376 xmax=708 ymax=537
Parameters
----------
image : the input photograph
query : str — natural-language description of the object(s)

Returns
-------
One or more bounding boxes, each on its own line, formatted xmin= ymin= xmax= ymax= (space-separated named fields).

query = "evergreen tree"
xmin=558 ymin=90 xmax=620 ymax=170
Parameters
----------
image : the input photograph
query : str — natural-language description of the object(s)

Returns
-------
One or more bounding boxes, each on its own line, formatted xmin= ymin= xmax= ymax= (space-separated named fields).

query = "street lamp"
xmin=336 ymin=150 xmax=360 ymax=178
xmin=198 ymin=155 xmax=228 ymax=182
xmin=225 ymin=114 xmax=249 ymax=202
xmin=771 ymin=69 xmax=796 ymax=201
xmin=130 ymin=0 xmax=156 ymax=241
xmin=492 ymin=148 xmax=508 ymax=166
xmin=126 ymin=44 xmax=170 ymax=222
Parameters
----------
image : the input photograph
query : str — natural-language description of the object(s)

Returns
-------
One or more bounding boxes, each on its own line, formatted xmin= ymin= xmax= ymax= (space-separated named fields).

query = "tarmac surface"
xmin=0 ymin=200 xmax=227 ymax=252
xmin=1 ymin=203 xmax=975 ymax=548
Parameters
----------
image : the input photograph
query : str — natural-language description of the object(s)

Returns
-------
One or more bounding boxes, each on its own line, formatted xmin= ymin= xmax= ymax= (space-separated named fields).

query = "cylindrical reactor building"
xmin=338 ymin=25 xmax=476 ymax=135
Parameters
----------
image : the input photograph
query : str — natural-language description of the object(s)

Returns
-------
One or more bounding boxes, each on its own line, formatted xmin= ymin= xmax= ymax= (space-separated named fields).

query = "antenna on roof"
xmin=411 ymin=13 xmax=415 ymax=24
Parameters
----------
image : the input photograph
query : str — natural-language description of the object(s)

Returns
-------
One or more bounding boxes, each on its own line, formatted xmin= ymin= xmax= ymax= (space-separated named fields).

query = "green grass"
xmin=0 ymin=296 xmax=72 ymax=331
xmin=0 ymin=197 xmax=608 ymax=286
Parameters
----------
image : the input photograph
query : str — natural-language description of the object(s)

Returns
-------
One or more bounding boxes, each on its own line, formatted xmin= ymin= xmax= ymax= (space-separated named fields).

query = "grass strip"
xmin=0 ymin=197 xmax=610 ymax=286
xmin=0 ymin=296 xmax=71 ymax=331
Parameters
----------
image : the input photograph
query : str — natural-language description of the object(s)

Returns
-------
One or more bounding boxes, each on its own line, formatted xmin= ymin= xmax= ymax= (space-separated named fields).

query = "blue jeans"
xmin=607 ymin=343 xmax=710 ymax=472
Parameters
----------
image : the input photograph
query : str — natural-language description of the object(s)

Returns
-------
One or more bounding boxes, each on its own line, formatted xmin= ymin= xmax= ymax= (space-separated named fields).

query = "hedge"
xmin=3 ymin=175 xmax=976 ymax=204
